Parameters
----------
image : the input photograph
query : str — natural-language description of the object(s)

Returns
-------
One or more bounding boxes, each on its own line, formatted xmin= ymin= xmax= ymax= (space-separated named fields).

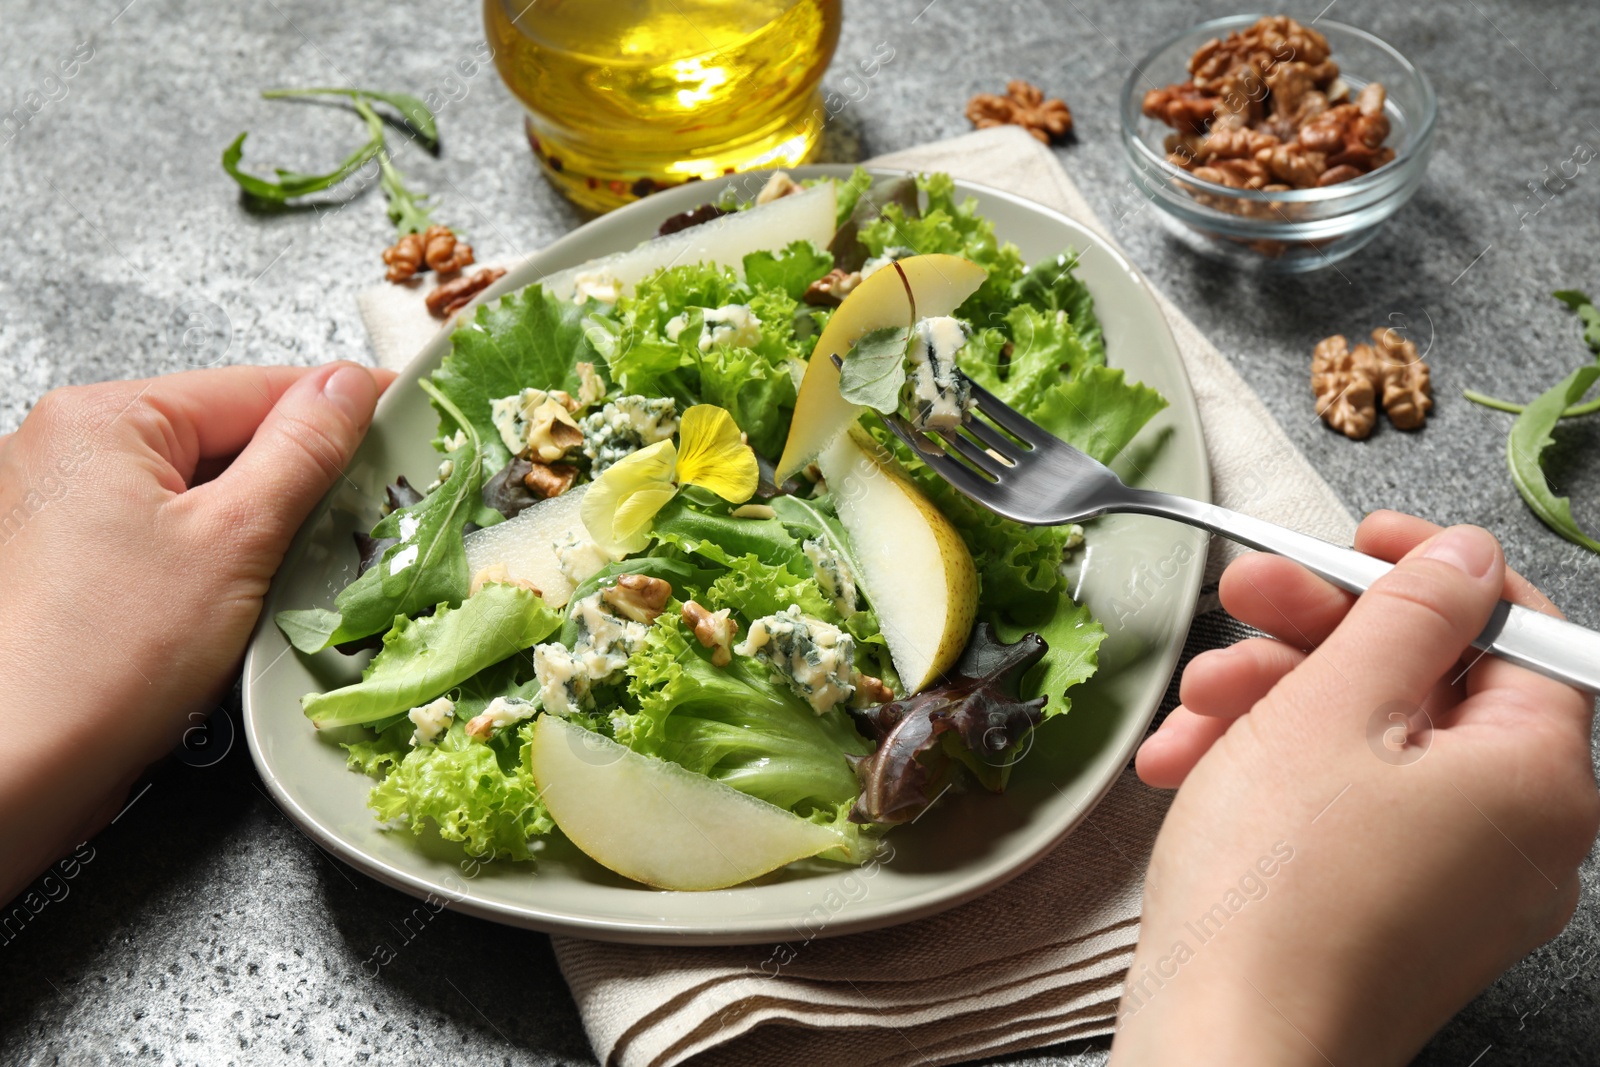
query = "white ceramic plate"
xmin=242 ymin=167 xmax=1209 ymax=945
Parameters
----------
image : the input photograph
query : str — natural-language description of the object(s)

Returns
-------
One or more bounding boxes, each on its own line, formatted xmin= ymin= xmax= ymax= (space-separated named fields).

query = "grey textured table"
xmin=3 ymin=0 xmax=1597 ymax=1063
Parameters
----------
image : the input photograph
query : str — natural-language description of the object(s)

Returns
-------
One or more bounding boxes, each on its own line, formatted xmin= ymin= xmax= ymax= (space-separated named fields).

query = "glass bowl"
xmin=1119 ymin=15 xmax=1437 ymax=273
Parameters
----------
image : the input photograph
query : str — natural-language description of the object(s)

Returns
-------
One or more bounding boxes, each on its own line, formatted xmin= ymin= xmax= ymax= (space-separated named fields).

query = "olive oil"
xmin=485 ymin=0 xmax=841 ymax=212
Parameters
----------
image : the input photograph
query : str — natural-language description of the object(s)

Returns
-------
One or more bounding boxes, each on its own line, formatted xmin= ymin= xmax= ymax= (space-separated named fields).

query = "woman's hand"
xmin=0 ymin=363 xmax=391 ymax=902
xmin=1112 ymin=512 xmax=1599 ymax=1066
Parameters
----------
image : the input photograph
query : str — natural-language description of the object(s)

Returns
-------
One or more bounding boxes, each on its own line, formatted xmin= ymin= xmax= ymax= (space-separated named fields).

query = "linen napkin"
xmin=357 ymin=125 xmax=1357 ymax=1067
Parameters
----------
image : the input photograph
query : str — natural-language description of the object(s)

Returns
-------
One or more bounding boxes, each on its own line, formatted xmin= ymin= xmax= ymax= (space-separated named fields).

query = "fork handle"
xmin=1123 ymin=489 xmax=1600 ymax=695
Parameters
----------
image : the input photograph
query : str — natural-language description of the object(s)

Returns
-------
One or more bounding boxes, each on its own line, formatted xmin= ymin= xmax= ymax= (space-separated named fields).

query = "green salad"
xmin=278 ymin=170 xmax=1168 ymax=890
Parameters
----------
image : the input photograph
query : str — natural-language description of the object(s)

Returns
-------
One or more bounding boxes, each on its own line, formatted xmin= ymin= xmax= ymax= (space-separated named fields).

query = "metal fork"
xmin=879 ymin=374 xmax=1600 ymax=695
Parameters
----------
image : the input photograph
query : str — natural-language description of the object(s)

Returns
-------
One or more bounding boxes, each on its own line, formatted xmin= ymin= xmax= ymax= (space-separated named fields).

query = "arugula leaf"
xmin=367 ymin=719 xmax=553 ymax=860
xmin=301 ymin=583 xmax=560 ymax=728
xmin=1553 ymin=290 xmax=1600 ymax=353
xmin=1010 ymin=251 xmax=1105 ymax=365
xmin=838 ymin=326 xmax=912 ymax=413
xmin=377 ymin=149 xmax=434 ymax=235
xmin=430 ymin=284 xmax=605 ymax=472
xmin=1032 ymin=365 xmax=1169 ymax=466
xmin=221 ymin=103 xmax=384 ymax=202
xmin=276 ymin=383 xmax=491 ymax=652
xmin=1507 ymin=360 xmax=1600 ymax=554
xmin=742 ymin=241 xmax=834 ymax=302
xmin=262 ymin=86 xmax=439 ymax=150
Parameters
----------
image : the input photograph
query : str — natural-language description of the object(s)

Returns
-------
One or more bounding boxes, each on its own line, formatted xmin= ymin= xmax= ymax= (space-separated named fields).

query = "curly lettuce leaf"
xmin=1032 ymin=365 xmax=1169 ymax=467
xmin=276 ymin=384 xmax=495 ymax=653
xmin=1011 ymin=251 xmax=1105 ymax=366
xmin=830 ymin=167 xmax=876 ymax=229
xmin=620 ymin=609 xmax=870 ymax=816
xmin=365 ymin=720 xmax=553 ymax=861
xmin=742 ymin=241 xmax=834 ymax=303
xmin=959 ymin=305 xmax=1096 ymax=412
xmin=302 ymin=583 xmax=560 ymax=728
xmin=430 ymin=284 xmax=607 ymax=472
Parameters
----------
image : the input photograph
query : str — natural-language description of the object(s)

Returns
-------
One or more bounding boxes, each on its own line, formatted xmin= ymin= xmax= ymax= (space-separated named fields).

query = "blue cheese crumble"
xmin=580 ymin=395 xmax=678 ymax=476
xmin=734 ymin=605 xmax=856 ymax=714
xmin=491 ymin=388 xmax=583 ymax=461
xmin=465 ymin=695 xmax=536 ymax=742
xmin=407 ymin=696 xmax=455 ymax=747
xmin=664 ymin=304 xmax=764 ymax=352
xmin=905 ymin=316 xmax=974 ymax=433
xmin=554 ymin=530 xmax=619 ymax=586
xmin=533 ymin=591 xmax=650 ymax=716
xmin=802 ymin=538 xmax=858 ymax=616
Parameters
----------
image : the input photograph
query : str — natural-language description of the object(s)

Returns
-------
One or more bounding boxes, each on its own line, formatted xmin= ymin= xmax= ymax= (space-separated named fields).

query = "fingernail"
xmin=323 ymin=365 xmax=376 ymax=426
xmin=1421 ymin=526 xmax=1497 ymax=579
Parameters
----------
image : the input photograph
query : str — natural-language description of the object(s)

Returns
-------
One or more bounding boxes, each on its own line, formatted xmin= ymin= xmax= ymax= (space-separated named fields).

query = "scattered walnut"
xmin=426 ymin=267 xmax=506 ymax=318
xmin=1370 ymin=327 xmax=1432 ymax=429
xmin=965 ymin=80 xmax=1073 ymax=143
xmin=382 ymin=232 xmax=425 ymax=283
xmin=852 ymin=672 xmax=894 ymax=707
xmin=755 ymin=171 xmax=802 ymax=204
xmin=682 ymin=600 xmax=738 ymax=667
xmin=523 ymin=460 xmax=578 ymax=499
xmin=602 ymin=574 xmax=673 ymax=624
xmin=1311 ymin=334 xmax=1378 ymax=439
xmin=422 ymin=224 xmax=475 ymax=274
xmin=1312 ymin=328 xmax=1433 ymax=436
xmin=470 ymin=563 xmax=542 ymax=598
xmin=803 ymin=267 xmax=862 ymax=307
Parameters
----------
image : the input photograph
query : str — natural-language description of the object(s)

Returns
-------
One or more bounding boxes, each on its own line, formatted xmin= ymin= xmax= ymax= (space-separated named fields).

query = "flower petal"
xmin=581 ymin=439 xmax=678 ymax=555
xmin=674 ymin=404 xmax=759 ymax=503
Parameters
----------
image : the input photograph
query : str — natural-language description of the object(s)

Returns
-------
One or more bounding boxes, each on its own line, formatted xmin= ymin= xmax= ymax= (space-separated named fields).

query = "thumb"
xmin=190 ymin=361 xmax=381 ymax=556
xmin=1286 ymin=524 xmax=1506 ymax=714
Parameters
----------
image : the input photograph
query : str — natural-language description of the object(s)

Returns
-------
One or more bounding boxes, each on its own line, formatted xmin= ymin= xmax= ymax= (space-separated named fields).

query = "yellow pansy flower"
xmin=580 ymin=404 xmax=759 ymax=555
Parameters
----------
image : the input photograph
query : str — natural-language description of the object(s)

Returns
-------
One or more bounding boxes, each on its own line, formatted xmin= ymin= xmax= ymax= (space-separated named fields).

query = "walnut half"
xmin=602 ymin=574 xmax=673 ymax=624
xmin=1311 ymin=334 xmax=1378 ymax=439
xmin=1370 ymin=327 xmax=1432 ymax=429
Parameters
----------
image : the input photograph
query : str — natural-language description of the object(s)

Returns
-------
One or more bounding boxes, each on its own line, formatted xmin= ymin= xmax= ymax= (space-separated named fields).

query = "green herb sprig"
xmin=221 ymin=87 xmax=442 ymax=235
xmin=837 ymin=262 xmax=917 ymax=413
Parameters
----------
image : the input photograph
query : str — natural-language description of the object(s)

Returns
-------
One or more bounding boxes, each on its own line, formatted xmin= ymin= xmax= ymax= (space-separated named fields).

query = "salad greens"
xmin=278 ymin=168 xmax=1172 ymax=877
xmin=1465 ymin=290 xmax=1600 ymax=555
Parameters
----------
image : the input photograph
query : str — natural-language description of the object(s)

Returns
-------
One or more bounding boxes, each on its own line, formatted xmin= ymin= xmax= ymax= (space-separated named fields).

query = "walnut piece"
xmin=426 ymin=267 xmax=506 ymax=319
xmin=755 ymin=171 xmax=802 ymax=204
xmin=422 ymin=224 xmax=475 ymax=274
xmin=852 ymin=672 xmax=895 ymax=707
xmin=1369 ymin=327 xmax=1433 ymax=429
xmin=1311 ymin=334 xmax=1378 ymax=439
xmin=803 ymin=267 xmax=862 ymax=307
xmin=381 ymin=232 xmax=424 ymax=283
xmin=965 ymin=80 xmax=1073 ymax=143
xmin=523 ymin=460 xmax=578 ymax=499
xmin=602 ymin=574 xmax=673 ymax=624
xmin=523 ymin=399 xmax=585 ymax=463
xmin=682 ymin=600 xmax=738 ymax=667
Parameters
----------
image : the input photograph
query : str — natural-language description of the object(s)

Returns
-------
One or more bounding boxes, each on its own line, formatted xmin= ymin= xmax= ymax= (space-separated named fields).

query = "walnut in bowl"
xmin=1119 ymin=15 xmax=1437 ymax=272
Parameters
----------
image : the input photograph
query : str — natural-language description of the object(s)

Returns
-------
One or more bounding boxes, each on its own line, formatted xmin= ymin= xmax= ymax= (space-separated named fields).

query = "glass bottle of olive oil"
xmin=485 ymin=0 xmax=841 ymax=213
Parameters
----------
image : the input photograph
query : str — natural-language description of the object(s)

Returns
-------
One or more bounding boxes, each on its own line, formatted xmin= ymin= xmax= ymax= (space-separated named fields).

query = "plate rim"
xmin=241 ymin=165 xmax=1209 ymax=945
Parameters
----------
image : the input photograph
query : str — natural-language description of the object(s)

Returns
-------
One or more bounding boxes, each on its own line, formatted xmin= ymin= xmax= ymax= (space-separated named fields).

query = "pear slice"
xmin=775 ymin=253 xmax=987 ymax=482
xmin=817 ymin=425 xmax=978 ymax=693
xmin=540 ymin=182 xmax=837 ymax=303
xmin=463 ymin=486 xmax=591 ymax=609
xmin=528 ymin=715 xmax=844 ymax=890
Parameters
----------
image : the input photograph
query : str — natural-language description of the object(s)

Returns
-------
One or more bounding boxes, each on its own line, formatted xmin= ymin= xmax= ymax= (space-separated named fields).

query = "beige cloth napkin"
xmin=357 ymin=125 xmax=1357 ymax=1067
